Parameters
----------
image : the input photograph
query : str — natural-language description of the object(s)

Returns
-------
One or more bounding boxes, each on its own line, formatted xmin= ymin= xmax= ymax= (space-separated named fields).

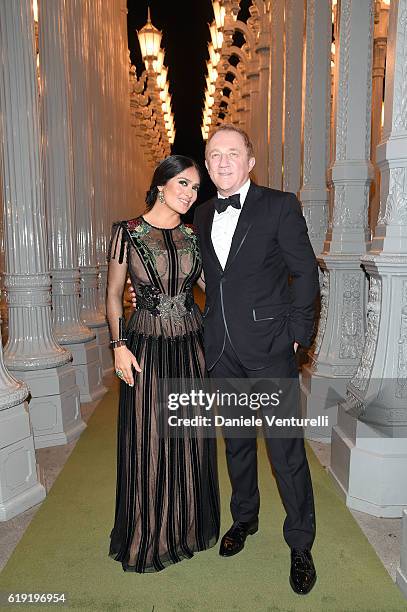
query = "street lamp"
xmin=153 ymin=49 xmax=165 ymax=74
xmin=210 ymin=22 xmax=224 ymax=51
xmin=206 ymin=77 xmax=216 ymax=96
xmin=136 ymin=8 xmax=175 ymax=159
xmin=208 ymin=43 xmax=220 ymax=68
xmin=159 ymin=82 xmax=169 ymax=101
xmin=137 ymin=8 xmax=162 ymax=68
xmin=212 ymin=1 xmax=226 ymax=29
xmin=207 ymin=61 xmax=218 ymax=84
xmin=162 ymin=99 xmax=171 ymax=114
xmin=157 ymin=66 xmax=168 ymax=90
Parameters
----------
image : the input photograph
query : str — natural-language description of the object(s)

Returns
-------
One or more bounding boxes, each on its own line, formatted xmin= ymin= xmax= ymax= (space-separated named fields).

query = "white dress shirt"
xmin=211 ymin=179 xmax=251 ymax=269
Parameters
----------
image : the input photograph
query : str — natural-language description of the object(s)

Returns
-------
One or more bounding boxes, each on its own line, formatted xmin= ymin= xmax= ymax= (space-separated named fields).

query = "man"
xmin=193 ymin=125 xmax=319 ymax=595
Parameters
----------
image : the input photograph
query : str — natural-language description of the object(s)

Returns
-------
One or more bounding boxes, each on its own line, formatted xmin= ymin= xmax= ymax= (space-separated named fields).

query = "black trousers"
xmin=210 ymin=337 xmax=316 ymax=550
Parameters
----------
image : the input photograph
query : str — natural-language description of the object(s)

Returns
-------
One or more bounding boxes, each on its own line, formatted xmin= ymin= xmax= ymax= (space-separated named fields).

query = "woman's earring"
xmin=158 ymin=190 xmax=165 ymax=204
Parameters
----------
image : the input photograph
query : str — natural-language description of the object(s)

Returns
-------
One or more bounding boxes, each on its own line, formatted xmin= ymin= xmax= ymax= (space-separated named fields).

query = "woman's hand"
xmin=126 ymin=278 xmax=137 ymax=308
xmin=114 ymin=346 xmax=141 ymax=386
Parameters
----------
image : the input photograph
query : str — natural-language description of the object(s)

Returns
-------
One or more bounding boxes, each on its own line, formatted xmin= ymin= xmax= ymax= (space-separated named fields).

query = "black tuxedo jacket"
xmin=193 ymin=182 xmax=319 ymax=371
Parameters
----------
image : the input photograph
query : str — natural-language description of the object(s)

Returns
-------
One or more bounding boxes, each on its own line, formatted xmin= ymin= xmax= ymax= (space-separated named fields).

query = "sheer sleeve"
xmin=106 ymin=222 xmax=129 ymax=341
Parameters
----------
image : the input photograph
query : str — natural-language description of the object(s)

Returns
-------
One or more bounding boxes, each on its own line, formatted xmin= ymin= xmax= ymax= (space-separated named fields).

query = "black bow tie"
xmin=214 ymin=193 xmax=241 ymax=214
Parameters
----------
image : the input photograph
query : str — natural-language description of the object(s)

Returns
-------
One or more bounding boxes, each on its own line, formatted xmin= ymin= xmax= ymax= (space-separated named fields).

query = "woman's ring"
xmin=115 ymin=369 xmax=124 ymax=378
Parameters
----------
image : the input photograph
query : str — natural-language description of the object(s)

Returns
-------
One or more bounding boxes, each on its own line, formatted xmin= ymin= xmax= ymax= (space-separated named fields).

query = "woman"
xmin=106 ymin=155 xmax=220 ymax=572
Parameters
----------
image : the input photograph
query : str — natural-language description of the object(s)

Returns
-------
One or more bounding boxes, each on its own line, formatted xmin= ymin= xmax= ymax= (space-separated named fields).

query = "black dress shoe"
xmin=289 ymin=548 xmax=317 ymax=594
xmin=219 ymin=520 xmax=258 ymax=557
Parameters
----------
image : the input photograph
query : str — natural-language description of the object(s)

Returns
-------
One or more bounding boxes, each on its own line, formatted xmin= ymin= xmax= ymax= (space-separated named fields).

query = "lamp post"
xmin=137 ymin=8 xmax=161 ymax=63
xmin=137 ymin=8 xmax=175 ymax=161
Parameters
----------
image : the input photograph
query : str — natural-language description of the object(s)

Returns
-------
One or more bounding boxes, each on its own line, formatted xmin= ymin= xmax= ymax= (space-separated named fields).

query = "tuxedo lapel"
xmin=223 ymin=182 xmax=262 ymax=272
xmin=200 ymin=197 xmax=223 ymax=274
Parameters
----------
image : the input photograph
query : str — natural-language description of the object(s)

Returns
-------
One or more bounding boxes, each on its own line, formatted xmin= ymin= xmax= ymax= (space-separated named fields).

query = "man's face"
xmin=205 ymin=130 xmax=255 ymax=196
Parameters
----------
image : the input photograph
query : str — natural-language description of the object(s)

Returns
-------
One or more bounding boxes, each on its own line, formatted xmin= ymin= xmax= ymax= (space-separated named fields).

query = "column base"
xmin=0 ymin=481 xmax=45 ymax=522
xmin=15 ymin=364 xmax=86 ymax=449
xmin=396 ymin=510 xmax=407 ymax=599
xmin=330 ymin=403 xmax=407 ymax=517
xmin=397 ymin=567 xmax=407 ymax=600
xmin=67 ymin=339 xmax=107 ymax=402
xmin=93 ymin=324 xmax=113 ymax=376
xmin=0 ymin=402 xmax=46 ymax=521
xmin=301 ymin=365 xmax=349 ymax=441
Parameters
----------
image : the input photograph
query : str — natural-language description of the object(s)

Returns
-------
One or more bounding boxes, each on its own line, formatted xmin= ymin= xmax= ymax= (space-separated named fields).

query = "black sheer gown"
xmin=106 ymin=216 xmax=220 ymax=573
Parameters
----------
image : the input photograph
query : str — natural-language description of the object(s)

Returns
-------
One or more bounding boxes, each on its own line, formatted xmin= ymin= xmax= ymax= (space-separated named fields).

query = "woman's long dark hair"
xmin=145 ymin=155 xmax=201 ymax=211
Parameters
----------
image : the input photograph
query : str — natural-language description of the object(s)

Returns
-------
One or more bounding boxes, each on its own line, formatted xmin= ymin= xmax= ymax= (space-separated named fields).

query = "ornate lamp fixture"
xmin=137 ymin=8 xmax=162 ymax=65
xmin=212 ymin=1 xmax=226 ymax=29
xmin=137 ymin=8 xmax=175 ymax=156
xmin=208 ymin=42 xmax=220 ymax=68
xmin=210 ymin=21 xmax=224 ymax=52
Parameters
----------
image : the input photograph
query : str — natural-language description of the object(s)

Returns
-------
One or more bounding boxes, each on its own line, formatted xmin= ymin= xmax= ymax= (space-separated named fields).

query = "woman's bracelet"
xmin=110 ymin=317 xmax=127 ymax=349
xmin=110 ymin=339 xmax=127 ymax=349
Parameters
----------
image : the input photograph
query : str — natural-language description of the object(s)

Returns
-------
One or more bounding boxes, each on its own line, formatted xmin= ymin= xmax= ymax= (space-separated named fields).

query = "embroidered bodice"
xmin=106 ymin=216 xmax=202 ymax=339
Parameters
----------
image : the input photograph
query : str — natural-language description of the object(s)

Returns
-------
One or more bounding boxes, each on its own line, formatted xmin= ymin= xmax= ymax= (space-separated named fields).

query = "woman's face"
xmin=158 ymin=166 xmax=200 ymax=215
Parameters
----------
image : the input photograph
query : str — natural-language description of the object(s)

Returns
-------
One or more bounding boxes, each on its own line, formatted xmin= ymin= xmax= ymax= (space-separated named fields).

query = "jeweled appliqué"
xmin=135 ymin=283 xmax=194 ymax=328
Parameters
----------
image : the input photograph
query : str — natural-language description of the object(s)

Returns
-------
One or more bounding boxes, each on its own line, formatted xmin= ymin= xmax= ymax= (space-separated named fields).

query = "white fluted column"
xmin=304 ymin=0 xmax=375 ymax=440
xmin=329 ymin=1 xmax=340 ymax=166
xmin=236 ymin=79 xmax=246 ymax=129
xmin=0 ymin=0 xmax=86 ymax=448
xmin=66 ymin=0 xmax=111 ymax=379
xmin=94 ymin=0 xmax=109 ymax=317
xmin=299 ymin=0 xmax=332 ymax=438
xmin=95 ymin=0 xmax=123 ymax=313
xmin=283 ymin=0 xmax=305 ymax=195
xmin=0 ymin=312 xmax=45 ymax=520
xmin=299 ymin=0 xmax=331 ymax=256
xmin=269 ymin=0 xmax=284 ymax=190
xmin=0 ymin=162 xmax=8 ymax=346
xmin=370 ymin=1 xmax=390 ymax=236
xmin=119 ymin=2 xmax=131 ymax=220
xmin=88 ymin=0 xmax=113 ymax=375
xmin=247 ymin=58 xmax=260 ymax=178
xmin=66 ymin=0 xmax=103 ymax=332
xmin=39 ymin=0 xmax=103 ymax=405
xmin=330 ymin=0 xmax=407 ymax=518
xmin=241 ymin=77 xmax=251 ymax=133
xmin=234 ymin=19 xmax=258 ymax=146
xmin=254 ymin=10 xmax=271 ymax=186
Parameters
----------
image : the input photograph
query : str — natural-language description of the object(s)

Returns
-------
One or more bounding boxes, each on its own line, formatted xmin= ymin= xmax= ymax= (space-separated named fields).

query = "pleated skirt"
xmin=109 ymin=307 xmax=220 ymax=572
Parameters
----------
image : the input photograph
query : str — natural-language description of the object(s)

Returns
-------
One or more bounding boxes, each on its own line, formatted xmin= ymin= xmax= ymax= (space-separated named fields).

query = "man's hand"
xmin=126 ymin=278 xmax=137 ymax=308
xmin=126 ymin=277 xmax=299 ymax=352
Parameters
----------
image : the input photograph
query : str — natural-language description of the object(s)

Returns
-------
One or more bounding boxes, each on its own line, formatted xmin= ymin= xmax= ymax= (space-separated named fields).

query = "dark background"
xmin=127 ymin=0 xmax=252 ymax=213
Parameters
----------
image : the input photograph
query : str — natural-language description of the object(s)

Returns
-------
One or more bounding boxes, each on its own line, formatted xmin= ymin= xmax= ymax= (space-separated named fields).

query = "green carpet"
xmin=0 ymin=384 xmax=405 ymax=612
